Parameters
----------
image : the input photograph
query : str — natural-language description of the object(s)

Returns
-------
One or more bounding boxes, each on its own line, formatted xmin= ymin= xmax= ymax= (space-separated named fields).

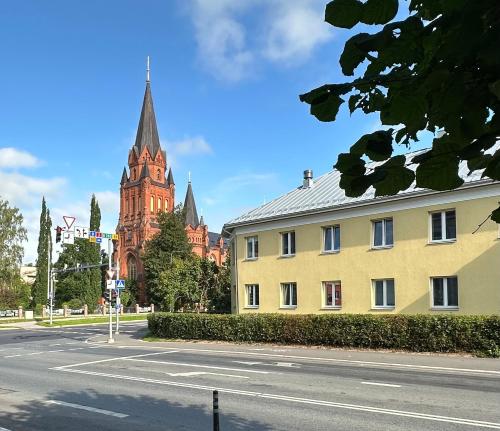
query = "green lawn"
xmin=37 ymin=314 xmax=149 ymax=327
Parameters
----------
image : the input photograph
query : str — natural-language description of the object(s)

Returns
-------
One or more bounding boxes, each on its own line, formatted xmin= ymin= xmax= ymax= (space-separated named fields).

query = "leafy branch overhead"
xmin=300 ymin=0 xmax=500 ymax=220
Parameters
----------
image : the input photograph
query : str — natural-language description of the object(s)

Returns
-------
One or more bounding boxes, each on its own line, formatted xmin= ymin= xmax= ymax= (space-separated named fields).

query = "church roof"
xmin=183 ymin=182 xmax=199 ymax=227
xmin=120 ymin=167 xmax=128 ymax=184
xmin=167 ymin=167 xmax=175 ymax=186
xmin=133 ymin=82 xmax=161 ymax=158
xmin=139 ymin=161 xmax=150 ymax=179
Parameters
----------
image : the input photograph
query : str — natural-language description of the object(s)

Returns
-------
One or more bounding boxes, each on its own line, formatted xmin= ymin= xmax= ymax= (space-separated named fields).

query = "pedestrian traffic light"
xmin=103 ymin=291 xmax=110 ymax=303
xmin=55 ymin=226 xmax=62 ymax=243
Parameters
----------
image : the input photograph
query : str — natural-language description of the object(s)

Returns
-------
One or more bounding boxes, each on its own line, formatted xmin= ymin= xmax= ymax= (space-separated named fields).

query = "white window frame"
xmin=280 ymin=282 xmax=297 ymax=308
xmin=430 ymin=277 xmax=459 ymax=309
xmin=372 ymin=279 xmax=395 ymax=309
xmin=245 ymin=284 xmax=259 ymax=308
xmin=281 ymin=231 xmax=296 ymax=257
xmin=429 ymin=209 xmax=456 ymax=243
xmin=322 ymin=281 xmax=341 ymax=309
xmin=322 ymin=225 xmax=340 ymax=253
xmin=372 ymin=218 xmax=393 ymax=249
xmin=246 ymin=236 xmax=259 ymax=260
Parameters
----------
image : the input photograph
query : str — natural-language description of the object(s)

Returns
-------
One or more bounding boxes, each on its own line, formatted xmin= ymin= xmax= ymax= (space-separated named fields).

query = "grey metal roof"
xmin=133 ymin=82 xmax=161 ymax=158
xmin=225 ymin=147 xmax=498 ymax=228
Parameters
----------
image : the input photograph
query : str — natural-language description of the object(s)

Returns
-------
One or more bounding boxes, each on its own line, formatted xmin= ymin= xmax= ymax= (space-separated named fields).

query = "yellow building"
xmin=223 ymin=150 xmax=500 ymax=315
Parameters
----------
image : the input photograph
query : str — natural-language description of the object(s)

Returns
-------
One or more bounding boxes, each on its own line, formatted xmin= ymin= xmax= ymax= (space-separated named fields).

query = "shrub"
xmin=148 ymin=313 xmax=500 ymax=357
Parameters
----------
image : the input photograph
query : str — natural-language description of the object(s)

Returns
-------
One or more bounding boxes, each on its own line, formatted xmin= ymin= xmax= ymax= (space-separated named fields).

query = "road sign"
xmin=62 ymin=231 xmax=74 ymax=245
xmin=96 ymin=237 xmax=102 ymax=244
xmin=106 ymin=280 xmax=115 ymax=290
xmin=74 ymin=226 xmax=89 ymax=239
xmin=63 ymin=216 xmax=76 ymax=230
xmin=116 ymin=279 xmax=125 ymax=289
xmin=106 ymin=269 xmax=116 ymax=279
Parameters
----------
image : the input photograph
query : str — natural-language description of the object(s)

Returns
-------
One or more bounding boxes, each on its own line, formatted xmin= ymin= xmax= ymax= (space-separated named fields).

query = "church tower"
xmin=116 ymin=58 xmax=175 ymax=301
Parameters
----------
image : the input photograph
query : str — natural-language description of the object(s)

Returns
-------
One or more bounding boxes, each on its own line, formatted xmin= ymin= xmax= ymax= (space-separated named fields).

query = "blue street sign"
xmin=116 ymin=279 xmax=125 ymax=289
xmin=96 ymin=237 xmax=102 ymax=243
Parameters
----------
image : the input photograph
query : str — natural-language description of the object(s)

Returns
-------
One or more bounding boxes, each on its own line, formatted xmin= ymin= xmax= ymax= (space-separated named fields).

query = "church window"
xmin=157 ymin=169 xmax=161 ymax=181
xmin=164 ymin=200 xmax=168 ymax=212
xmin=132 ymin=168 xmax=136 ymax=181
xmin=158 ymin=198 xmax=162 ymax=213
xmin=150 ymin=196 xmax=154 ymax=213
xmin=127 ymin=255 xmax=137 ymax=280
xmin=132 ymin=197 xmax=135 ymax=215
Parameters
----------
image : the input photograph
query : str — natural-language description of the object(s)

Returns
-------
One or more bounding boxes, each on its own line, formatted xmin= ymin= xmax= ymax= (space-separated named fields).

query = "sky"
xmin=0 ymin=0 xmax=427 ymax=264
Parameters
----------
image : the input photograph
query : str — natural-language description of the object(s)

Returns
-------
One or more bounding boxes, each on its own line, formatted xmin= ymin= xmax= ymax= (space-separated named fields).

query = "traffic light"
xmin=103 ymin=290 xmax=110 ymax=303
xmin=55 ymin=226 xmax=62 ymax=243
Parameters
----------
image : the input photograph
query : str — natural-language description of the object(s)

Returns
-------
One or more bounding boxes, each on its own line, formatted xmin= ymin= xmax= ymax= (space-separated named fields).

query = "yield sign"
xmin=106 ymin=269 xmax=115 ymax=279
xmin=63 ymin=216 xmax=76 ymax=230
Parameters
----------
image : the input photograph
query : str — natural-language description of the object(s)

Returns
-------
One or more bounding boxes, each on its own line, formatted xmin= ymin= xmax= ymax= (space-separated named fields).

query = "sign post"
xmin=115 ymin=279 xmax=125 ymax=335
xmin=107 ymin=237 xmax=115 ymax=344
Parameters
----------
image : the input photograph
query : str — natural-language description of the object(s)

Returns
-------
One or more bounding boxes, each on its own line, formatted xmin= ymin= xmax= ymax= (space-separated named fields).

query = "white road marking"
xmin=0 ymin=426 xmax=13 ymax=430
xmin=4 ymin=351 xmax=44 ymax=358
xmin=233 ymin=361 xmax=263 ymax=366
xmin=52 ymin=368 xmax=500 ymax=429
xmin=45 ymin=400 xmax=128 ymax=418
xmin=164 ymin=371 xmax=249 ymax=379
xmin=362 ymin=381 xmax=402 ymax=388
xmin=275 ymin=362 xmax=298 ymax=368
xmin=124 ymin=358 xmax=274 ymax=375
xmin=52 ymin=350 xmax=179 ymax=370
xmin=124 ymin=347 xmax=500 ymax=377
xmin=49 ymin=343 xmax=63 ymax=346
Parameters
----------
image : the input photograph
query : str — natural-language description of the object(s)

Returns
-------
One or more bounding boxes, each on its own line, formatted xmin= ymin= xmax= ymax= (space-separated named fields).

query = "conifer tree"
xmin=32 ymin=197 xmax=51 ymax=307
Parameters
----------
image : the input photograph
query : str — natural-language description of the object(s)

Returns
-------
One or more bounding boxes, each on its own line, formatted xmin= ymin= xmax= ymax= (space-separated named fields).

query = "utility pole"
xmin=116 ymin=256 xmax=120 ymax=335
xmin=107 ymin=238 xmax=114 ymax=344
xmin=47 ymin=234 xmax=53 ymax=325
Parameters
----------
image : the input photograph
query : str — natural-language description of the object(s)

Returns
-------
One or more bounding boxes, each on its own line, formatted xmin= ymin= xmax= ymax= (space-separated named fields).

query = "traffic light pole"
xmin=107 ymin=239 xmax=114 ymax=344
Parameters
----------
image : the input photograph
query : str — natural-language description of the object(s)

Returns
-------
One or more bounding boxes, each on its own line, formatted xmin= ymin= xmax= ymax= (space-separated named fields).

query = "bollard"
xmin=135 ymin=304 xmax=140 ymax=314
xmin=63 ymin=305 xmax=68 ymax=318
xmin=18 ymin=306 xmax=23 ymax=319
xmin=150 ymin=303 xmax=155 ymax=313
xmin=213 ymin=390 xmax=220 ymax=431
xmin=83 ymin=304 xmax=88 ymax=318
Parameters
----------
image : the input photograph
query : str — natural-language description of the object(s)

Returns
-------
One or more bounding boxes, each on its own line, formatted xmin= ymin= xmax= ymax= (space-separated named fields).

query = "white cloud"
xmin=263 ymin=3 xmax=332 ymax=63
xmin=93 ymin=191 xmax=120 ymax=215
xmin=163 ymin=136 xmax=213 ymax=156
xmin=187 ymin=0 xmax=333 ymax=81
xmin=0 ymin=147 xmax=41 ymax=168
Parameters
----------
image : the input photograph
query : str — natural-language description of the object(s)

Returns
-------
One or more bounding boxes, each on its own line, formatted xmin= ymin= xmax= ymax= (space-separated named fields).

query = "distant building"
xmin=224 ymin=149 xmax=500 ymax=315
xmin=116 ymin=60 xmax=226 ymax=302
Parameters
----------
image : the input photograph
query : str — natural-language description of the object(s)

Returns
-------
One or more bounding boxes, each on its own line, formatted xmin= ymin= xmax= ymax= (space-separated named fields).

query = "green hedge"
xmin=148 ymin=313 xmax=500 ymax=357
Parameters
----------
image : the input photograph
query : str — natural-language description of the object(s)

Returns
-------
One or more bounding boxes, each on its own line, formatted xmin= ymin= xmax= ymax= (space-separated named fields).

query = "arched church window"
xmin=157 ymin=169 xmax=161 ymax=181
xmin=132 ymin=169 xmax=136 ymax=181
xmin=164 ymin=199 xmax=168 ymax=212
xmin=157 ymin=197 xmax=161 ymax=213
xmin=150 ymin=196 xmax=154 ymax=213
xmin=132 ymin=197 xmax=135 ymax=215
xmin=127 ymin=255 xmax=137 ymax=280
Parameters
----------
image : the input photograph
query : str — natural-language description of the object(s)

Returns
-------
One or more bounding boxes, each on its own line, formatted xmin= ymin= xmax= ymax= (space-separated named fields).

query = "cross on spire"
xmin=146 ymin=56 xmax=150 ymax=83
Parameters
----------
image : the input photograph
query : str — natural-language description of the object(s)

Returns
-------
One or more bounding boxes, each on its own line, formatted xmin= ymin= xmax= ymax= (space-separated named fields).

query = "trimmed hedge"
xmin=148 ymin=313 xmax=500 ymax=357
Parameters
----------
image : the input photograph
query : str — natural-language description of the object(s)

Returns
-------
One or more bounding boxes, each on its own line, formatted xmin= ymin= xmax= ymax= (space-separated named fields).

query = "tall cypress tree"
xmin=32 ymin=197 xmax=50 ymax=307
xmin=86 ymin=194 xmax=102 ymax=308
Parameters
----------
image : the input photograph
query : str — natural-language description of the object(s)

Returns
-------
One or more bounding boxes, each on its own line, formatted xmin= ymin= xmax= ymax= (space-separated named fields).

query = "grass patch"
xmin=0 ymin=319 xmax=35 ymax=324
xmin=37 ymin=314 xmax=149 ymax=327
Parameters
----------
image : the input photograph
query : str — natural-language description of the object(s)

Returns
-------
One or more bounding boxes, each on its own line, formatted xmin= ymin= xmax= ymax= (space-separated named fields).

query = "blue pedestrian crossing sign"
xmin=116 ymin=279 xmax=125 ymax=290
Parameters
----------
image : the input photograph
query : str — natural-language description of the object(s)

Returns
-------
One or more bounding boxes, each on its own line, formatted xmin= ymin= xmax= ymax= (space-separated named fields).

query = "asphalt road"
xmin=0 ymin=321 xmax=499 ymax=431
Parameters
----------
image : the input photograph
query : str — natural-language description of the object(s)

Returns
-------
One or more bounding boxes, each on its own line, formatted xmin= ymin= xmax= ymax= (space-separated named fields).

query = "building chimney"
xmin=303 ymin=169 xmax=313 ymax=188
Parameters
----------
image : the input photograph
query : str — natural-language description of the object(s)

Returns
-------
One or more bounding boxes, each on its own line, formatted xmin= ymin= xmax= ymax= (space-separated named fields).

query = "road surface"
xmin=0 ymin=321 xmax=499 ymax=430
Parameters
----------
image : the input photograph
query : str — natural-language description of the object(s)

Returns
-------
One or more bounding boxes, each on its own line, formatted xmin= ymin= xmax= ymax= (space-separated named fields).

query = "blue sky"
xmin=0 ymin=0 xmax=426 ymax=263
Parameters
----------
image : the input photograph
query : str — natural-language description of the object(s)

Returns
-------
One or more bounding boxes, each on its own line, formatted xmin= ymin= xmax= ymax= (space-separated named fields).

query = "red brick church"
xmin=116 ymin=62 xmax=226 ymax=301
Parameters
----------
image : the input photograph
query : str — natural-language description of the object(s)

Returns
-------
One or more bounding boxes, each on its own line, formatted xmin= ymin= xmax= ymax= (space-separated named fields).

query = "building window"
xmin=127 ymin=256 xmax=137 ymax=280
xmin=323 ymin=281 xmax=341 ymax=308
xmin=430 ymin=210 xmax=456 ymax=242
xmin=150 ymin=196 xmax=154 ymax=213
xmin=246 ymin=284 xmax=259 ymax=307
xmin=132 ymin=197 xmax=135 ymax=215
xmin=132 ymin=168 xmax=136 ymax=181
xmin=373 ymin=218 xmax=393 ymax=248
xmin=164 ymin=199 xmax=168 ymax=212
xmin=372 ymin=279 xmax=395 ymax=308
xmin=246 ymin=236 xmax=258 ymax=259
xmin=431 ymin=277 xmax=458 ymax=308
xmin=157 ymin=197 xmax=162 ymax=213
xmin=157 ymin=169 xmax=161 ymax=181
xmin=323 ymin=225 xmax=340 ymax=252
xmin=281 ymin=282 xmax=297 ymax=307
xmin=281 ymin=231 xmax=296 ymax=256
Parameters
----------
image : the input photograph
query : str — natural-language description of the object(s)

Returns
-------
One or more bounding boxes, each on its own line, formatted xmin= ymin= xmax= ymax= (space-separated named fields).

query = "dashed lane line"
xmin=361 ymin=381 xmax=402 ymax=388
xmin=45 ymin=400 xmax=128 ymax=418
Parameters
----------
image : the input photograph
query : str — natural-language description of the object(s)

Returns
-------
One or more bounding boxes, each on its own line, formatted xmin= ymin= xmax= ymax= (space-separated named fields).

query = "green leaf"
xmin=467 ymin=154 xmax=492 ymax=173
xmin=373 ymin=156 xmax=415 ymax=196
xmin=310 ymin=93 xmax=344 ymax=122
xmin=348 ymin=94 xmax=362 ymax=114
xmin=350 ymin=130 xmax=393 ymax=161
xmin=340 ymin=33 xmax=371 ymax=76
xmin=491 ymin=206 xmax=500 ymax=224
xmin=483 ymin=152 xmax=500 ymax=181
xmin=415 ymin=155 xmax=464 ymax=190
xmin=488 ymin=80 xmax=500 ymax=101
xmin=361 ymin=0 xmax=398 ymax=25
xmin=339 ymin=174 xmax=371 ymax=197
xmin=335 ymin=153 xmax=366 ymax=176
xmin=325 ymin=0 xmax=363 ymax=29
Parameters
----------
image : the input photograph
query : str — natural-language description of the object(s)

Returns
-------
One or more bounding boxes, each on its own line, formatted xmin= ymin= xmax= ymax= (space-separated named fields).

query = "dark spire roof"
xmin=199 ymin=215 xmax=205 ymax=226
xmin=133 ymin=82 xmax=161 ymax=158
xmin=139 ymin=161 xmax=150 ymax=179
xmin=183 ymin=181 xmax=199 ymax=227
xmin=167 ymin=167 xmax=175 ymax=185
xmin=120 ymin=167 xmax=128 ymax=184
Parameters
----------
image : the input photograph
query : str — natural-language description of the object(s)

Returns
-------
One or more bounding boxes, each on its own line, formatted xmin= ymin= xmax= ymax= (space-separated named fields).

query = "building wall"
xmin=233 ymin=189 xmax=500 ymax=315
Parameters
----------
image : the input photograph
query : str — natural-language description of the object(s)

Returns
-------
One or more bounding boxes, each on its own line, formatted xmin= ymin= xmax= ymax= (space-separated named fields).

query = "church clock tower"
xmin=116 ymin=58 xmax=175 ymax=301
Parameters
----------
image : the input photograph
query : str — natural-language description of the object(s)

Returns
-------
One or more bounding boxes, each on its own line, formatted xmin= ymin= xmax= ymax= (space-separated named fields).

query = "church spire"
xmin=120 ymin=167 xmax=128 ymax=184
xmin=167 ymin=167 xmax=175 ymax=185
xmin=132 ymin=57 xmax=161 ymax=158
xmin=183 ymin=179 xmax=199 ymax=227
